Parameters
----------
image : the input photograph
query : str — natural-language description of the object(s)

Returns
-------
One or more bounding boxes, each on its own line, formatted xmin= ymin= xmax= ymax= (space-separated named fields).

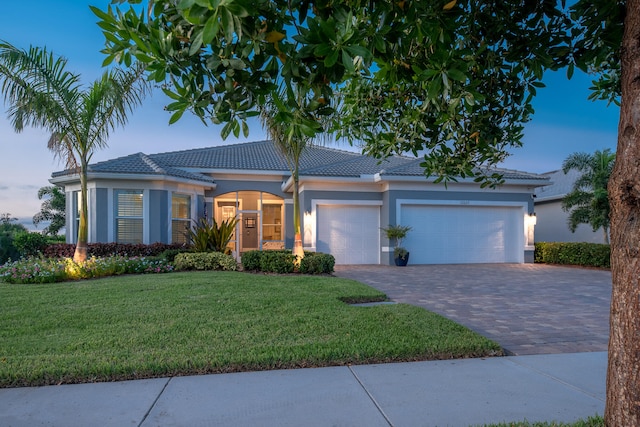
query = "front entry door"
xmin=241 ymin=212 xmax=259 ymax=251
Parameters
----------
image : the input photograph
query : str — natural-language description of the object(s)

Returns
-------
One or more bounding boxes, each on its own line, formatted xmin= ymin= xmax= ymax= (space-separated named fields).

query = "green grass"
xmin=478 ymin=415 xmax=604 ymax=426
xmin=0 ymin=271 xmax=502 ymax=387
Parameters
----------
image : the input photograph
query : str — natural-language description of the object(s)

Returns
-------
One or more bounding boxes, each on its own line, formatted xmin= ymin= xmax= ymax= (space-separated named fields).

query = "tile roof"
xmin=51 ymin=152 xmax=217 ymax=184
xmin=52 ymin=140 xmax=547 ymax=184
xmin=534 ymin=169 xmax=581 ymax=200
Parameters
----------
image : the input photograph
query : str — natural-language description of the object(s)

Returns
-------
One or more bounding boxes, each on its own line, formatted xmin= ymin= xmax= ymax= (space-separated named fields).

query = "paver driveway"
xmin=334 ymin=264 xmax=611 ymax=355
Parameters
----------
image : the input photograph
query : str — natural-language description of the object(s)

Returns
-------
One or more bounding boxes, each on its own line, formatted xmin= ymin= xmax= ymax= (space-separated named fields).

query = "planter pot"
xmin=394 ymin=252 xmax=410 ymax=266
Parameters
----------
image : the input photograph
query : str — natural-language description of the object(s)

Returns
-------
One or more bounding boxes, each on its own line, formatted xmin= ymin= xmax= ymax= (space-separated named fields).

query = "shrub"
xmin=174 ymin=252 xmax=238 ymax=271
xmin=0 ymin=255 xmax=174 ymax=284
xmin=241 ymin=250 xmax=263 ymax=271
xmin=535 ymin=242 xmax=611 ymax=268
xmin=299 ymin=252 xmax=335 ymax=274
xmin=159 ymin=248 xmax=188 ymax=263
xmin=241 ymin=250 xmax=334 ymax=274
xmin=0 ymin=222 xmax=28 ymax=264
xmin=13 ymin=232 xmax=49 ymax=257
xmin=42 ymin=242 xmax=187 ymax=259
xmin=259 ymin=250 xmax=296 ymax=274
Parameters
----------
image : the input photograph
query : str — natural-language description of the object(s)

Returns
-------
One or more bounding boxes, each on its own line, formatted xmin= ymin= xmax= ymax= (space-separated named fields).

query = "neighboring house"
xmin=50 ymin=140 xmax=548 ymax=265
xmin=534 ymin=169 xmax=607 ymax=244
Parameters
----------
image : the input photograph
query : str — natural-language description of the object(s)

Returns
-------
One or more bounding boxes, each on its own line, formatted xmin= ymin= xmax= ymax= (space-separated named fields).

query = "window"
xmin=262 ymin=204 xmax=282 ymax=241
xmin=172 ymin=194 xmax=191 ymax=245
xmin=115 ymin=190 xmax=143 ymax=244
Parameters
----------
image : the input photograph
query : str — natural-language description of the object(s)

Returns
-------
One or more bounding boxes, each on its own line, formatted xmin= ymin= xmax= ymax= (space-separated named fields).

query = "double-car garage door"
xmin=400 ymin=204 xmax=524 ymax=264
xmin=316 ymin=202 xmax=524 ymax=265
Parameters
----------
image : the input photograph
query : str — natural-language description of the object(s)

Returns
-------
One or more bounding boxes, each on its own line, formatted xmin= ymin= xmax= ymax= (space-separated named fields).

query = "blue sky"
xmin=0 ymin=1 xmax=620 ymax=229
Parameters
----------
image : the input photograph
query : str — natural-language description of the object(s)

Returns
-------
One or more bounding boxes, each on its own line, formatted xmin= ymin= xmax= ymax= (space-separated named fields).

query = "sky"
xmin=0 ymin=1 xmax=620 ymax=230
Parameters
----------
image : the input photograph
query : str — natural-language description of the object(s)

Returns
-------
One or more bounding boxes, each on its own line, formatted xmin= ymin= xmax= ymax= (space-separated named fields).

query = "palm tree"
xmin=259 ymin=84 xmax=333 ymax=261
xmin=561 ymin=148 xmax=615 ymax=244
xmin=33 ymin=186 xmax=66 ymax=236
xmin=0 ymin=41 xmax=149 ymax=262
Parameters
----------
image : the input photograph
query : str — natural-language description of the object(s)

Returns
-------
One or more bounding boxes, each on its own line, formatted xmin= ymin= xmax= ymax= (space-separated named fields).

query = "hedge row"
xmin=534 ymin=242 xmax=611 ymax=269
xmin=173 ymin=252 xmax=238 ymax=271
xmin=43 ymin=242 xmax=188 ymax=259
xmin=241 ymin=250 xmax=335 ymax=274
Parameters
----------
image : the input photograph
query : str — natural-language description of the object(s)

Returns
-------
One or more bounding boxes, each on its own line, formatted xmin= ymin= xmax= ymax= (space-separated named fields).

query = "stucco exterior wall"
xmin=535 ymin=199 xmax=607 ymax=243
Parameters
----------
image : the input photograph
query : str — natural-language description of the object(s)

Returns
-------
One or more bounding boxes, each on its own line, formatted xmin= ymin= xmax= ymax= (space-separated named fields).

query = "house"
xmin=50 ymin=140 xmax=548 ymax=265
xmin=534 ymin=169 xmax=608 ymax=244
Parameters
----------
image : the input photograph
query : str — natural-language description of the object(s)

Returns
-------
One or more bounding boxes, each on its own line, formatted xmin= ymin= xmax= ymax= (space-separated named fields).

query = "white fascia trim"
xmin=50 ymin=173 xmax=216 ymax=190
xmin=376 ymin=174 xmax=549 ymax=188
xmin=379 ymin=180 xmax=540 ymax=194
xmin=183 ymin=168 xmax=288 ymax=176
xmin=534 ymin=194 xmax=565 ymax=203
xmin=281 ymin=175 xmax=294 ymax=192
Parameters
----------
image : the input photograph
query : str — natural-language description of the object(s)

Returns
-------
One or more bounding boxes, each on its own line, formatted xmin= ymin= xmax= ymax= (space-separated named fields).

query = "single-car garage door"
xmin=317 ymin=204 xmax=380 ymax=264
xmin=401 ymin=204 xmax=524 ymax=264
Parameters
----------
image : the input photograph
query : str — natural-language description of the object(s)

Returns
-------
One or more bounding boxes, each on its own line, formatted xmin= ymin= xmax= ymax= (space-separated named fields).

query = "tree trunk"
xmin=605 ymin=1 xmax=640 ymax=424
xmin=292 ymin=175 xmax=304 ymax=263
xmin=72 ymin=162 xmax=89 ymax=263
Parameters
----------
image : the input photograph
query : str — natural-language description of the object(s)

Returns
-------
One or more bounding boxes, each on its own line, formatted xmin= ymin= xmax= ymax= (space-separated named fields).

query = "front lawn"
xmin=0 ymin=271 xmax=502 ymax=387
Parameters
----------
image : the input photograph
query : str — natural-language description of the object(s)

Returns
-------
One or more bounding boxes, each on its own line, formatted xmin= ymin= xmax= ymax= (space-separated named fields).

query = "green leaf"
xmin=221 ymin=121 xmax=233 ymax=140
xmin=324 ymin=50 xmax=339 ymax=67
xmin=221 ymin=7 xmax=235 ymax=41
xmin=224 ymin=2 xmax=250 ymax=17
xmin=342 ymin=50 xmax=354 ymax=73
xmin=202 ymin=14 xmax=220 ymax=45
xmin=169 ymin=109 xmax=186 ymax=125
xmin=178 ymin=0 xmax=198 ymax=8
xmin=567 ymin=62 xmax=575 ymax=80
xmin=189 ymin=30 xmax=204 ymax=56
xmin=447 ymin=68 xmax=467 ymax=82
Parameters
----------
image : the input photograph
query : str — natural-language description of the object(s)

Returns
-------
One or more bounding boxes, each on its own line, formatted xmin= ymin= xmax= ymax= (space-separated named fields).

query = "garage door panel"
xmin=317 ymin=205 xmax=379 ymax=265
xmin=402 ymin=205 xmax=523 ymax=264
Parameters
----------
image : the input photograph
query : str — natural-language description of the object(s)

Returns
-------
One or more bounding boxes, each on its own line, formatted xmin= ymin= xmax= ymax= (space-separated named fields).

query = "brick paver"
xmin=334 ymin=264 xmax=611 ymax=355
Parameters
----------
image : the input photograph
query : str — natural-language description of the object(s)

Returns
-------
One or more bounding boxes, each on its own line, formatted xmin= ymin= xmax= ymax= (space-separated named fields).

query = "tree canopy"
xmin=96 ymin=1 xmax=638 ymax=423
xmin=96 ymin=0 xmax=586 ymax=186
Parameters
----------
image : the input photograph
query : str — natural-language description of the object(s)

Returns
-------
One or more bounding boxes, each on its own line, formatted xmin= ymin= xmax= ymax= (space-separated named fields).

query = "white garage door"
xmin=401 ymin=204 xmax=524 ymax=264
xmin=317 ymin=205 xmax=380 ymax=264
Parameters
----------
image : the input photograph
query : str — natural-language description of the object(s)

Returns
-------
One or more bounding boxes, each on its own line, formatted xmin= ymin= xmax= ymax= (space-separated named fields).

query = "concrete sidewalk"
xmin=0 ymin=352 xmax=606 ymax=427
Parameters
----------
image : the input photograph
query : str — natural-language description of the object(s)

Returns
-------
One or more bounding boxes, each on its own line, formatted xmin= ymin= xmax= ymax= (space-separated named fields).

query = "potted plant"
xmin=381 ymin=224 xmax=412 ymax=266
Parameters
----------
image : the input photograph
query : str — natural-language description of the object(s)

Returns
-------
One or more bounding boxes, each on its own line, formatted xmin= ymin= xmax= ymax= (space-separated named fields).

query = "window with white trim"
xmin=115 ymin=190 xmax=143 ymax=244
xmin=172 ymin=194 xmax=191 ymax=245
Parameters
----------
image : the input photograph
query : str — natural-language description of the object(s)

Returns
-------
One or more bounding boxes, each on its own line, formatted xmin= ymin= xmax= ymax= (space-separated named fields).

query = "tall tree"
xmin=259 ymin=84 xmax=333 ymax=261
xmin=0 ymin=41 xmax=149 ymax=262
xmin=561 ymin=149 xmax=615 ymax=243
xmin=97 ymin=1 xmax=636 ymax=423
xmin=33 ymin=185 xmax=66 ymax=236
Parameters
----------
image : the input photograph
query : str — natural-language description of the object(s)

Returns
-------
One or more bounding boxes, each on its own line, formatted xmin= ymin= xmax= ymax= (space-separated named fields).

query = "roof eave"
xmin=375 ymin=174 xmax=549 ymax=187
xmin=50 ymin=172 xmax=217 ymax=189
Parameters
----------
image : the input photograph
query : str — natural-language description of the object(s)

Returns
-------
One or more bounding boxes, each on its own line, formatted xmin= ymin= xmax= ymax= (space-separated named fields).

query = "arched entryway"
xmin=214 ymin=191 xmax=285 ymax=257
